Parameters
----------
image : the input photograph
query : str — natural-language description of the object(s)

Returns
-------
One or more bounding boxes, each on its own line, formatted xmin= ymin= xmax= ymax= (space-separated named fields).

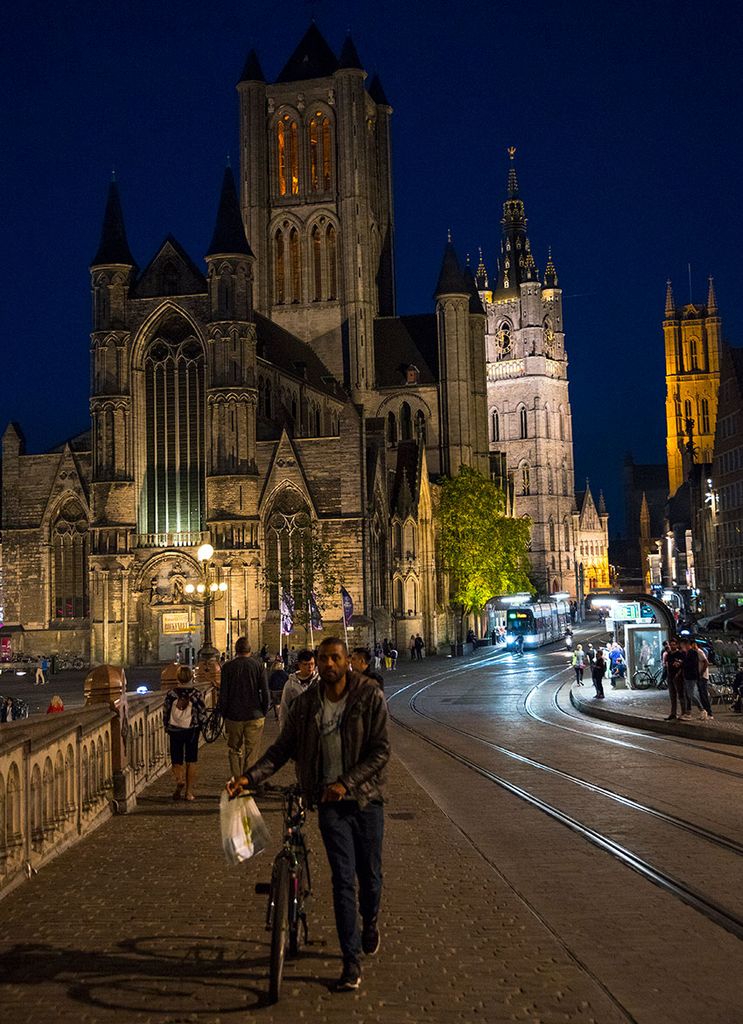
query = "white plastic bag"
xmin=219 ymin=790 xmax=270 ymax=865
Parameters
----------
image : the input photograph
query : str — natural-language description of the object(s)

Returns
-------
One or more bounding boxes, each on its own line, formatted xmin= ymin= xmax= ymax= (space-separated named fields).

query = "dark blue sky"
xmin=3 ymin=0 xmax=741 ymax=533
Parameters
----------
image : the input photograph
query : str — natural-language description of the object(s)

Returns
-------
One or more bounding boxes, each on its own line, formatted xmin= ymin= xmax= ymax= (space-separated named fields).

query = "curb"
xmin=570 ymin=688 xmax=743 ymax=747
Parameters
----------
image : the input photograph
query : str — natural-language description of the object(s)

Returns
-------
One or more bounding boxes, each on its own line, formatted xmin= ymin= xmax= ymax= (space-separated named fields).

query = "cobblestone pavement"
xmin=0 ymin=679 xmax=631 ymax=1024
xmin=571 ymin=680 xmax=743 ymax=742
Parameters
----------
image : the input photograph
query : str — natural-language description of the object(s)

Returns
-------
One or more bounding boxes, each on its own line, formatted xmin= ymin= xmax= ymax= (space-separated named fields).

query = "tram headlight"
xmin=525 ymin=633 xmax=539 ymax=644
xmin=506 ymin=633 xmax=515 ymax=643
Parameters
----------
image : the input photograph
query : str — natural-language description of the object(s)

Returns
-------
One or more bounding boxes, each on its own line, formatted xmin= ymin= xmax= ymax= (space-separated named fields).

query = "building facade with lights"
xmin=475 ymin=160 xmax=609 ymax=598
xmin=1 ymin=26 xmax=492 ymax=664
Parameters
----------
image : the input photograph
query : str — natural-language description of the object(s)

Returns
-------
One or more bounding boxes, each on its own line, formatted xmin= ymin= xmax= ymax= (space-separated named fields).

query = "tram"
xmin=505 ymin=598 xmax=571 ymax=649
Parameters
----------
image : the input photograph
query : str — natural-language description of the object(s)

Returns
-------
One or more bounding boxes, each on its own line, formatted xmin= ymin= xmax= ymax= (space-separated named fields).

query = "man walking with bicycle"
xmin=230 ymin=636 xmax=389 ymax=993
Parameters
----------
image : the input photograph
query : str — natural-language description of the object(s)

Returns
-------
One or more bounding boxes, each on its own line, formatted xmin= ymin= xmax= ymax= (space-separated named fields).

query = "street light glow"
xmin=184 ymin=583 xmax=195 ymax=594
xmin=196 ymin=583 xmax=206 ymax=594
xmin=209 ymin=582 xmax=219 ymax=592
xmin=197 ymin=542 xmax=214 ymax=562
xmin=218 ymin=581 xmax=228 ymax=591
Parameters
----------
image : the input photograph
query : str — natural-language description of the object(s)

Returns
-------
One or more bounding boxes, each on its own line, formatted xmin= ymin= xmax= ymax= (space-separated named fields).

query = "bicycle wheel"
xmin=202 ymin=708 xmax=223 ymax=744
xmin=633 ymin=670 xmax=654 ymax=690
xmin=288 ymin=864 xmax=305 ymax=957
xmin=269 ymin=858 xmax=290 ymax=1003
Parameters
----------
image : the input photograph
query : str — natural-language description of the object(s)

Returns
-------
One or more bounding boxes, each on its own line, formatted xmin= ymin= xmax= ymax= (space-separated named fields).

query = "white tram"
xmin=505 ymin=599 xmax=571 ymax=649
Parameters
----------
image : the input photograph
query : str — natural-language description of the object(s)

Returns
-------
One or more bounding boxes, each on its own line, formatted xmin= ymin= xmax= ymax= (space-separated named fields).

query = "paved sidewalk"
xmin=571 ymin=684 xmax=743 ymax=745
xmin=0 ymin=714 xmax=626 ymax=1023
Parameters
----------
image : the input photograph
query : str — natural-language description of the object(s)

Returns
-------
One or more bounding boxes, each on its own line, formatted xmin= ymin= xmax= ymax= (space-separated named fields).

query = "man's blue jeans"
xmin=318 ymin=800 xmax=384 ymax=966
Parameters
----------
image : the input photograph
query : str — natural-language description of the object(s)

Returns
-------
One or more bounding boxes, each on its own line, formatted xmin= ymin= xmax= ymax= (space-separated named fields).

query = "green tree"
xmin=436 ymin=466 xmax=532 ymax=632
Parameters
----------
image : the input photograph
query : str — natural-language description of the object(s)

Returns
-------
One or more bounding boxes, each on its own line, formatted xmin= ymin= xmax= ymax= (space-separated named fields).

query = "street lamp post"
xmin=183 ymin=543 xmax=227 ymax=663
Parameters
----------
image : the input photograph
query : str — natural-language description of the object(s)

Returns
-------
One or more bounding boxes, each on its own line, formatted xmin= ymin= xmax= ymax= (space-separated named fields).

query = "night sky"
xmin=3 ymin=0 xmax=741 ymax=533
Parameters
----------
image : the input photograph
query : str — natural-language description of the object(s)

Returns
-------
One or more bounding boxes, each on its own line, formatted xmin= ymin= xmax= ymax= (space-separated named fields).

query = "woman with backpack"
xmin=572 ymin=643 xmax=587 ymax=685
xmin=163 ymin=665 xmax=207 ymax=801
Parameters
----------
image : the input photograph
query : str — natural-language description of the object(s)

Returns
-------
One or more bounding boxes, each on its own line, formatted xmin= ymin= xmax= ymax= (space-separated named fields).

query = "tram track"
xmin=388 ymin=667 xmax=743 ymax=943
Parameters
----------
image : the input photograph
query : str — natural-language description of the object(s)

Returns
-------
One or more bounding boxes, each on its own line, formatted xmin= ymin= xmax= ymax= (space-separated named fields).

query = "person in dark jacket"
xmin=350 ymin=646 xmax=384 ymax=692
xmin=218 ymin=637 xmax=270 ymax=779
xmin=591 ymin=650 xmax=606 ymax=698
xmin=229 ymin=637 xmax=390 ymax=994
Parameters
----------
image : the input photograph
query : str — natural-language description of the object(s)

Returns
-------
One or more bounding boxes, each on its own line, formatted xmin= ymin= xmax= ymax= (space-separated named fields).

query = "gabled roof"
xmin=338 ymin=33 xmax=364 ymax=70
xmin=254 ymin=312 xmax=345 ymax=399
xmin=206 ymin=167 xmax=254 ymax=258
xmin=373 ymin=315 xmax=438 ymax=387
xmin=239 ymin=48 xmax=265 ymax=83
xmin=92 ymin=181 xmax=136 ymax=267
xmin=276 ymin=24 xmax=339 ymax=83
xmin=132 ymin=236 xmax=207 ymax=298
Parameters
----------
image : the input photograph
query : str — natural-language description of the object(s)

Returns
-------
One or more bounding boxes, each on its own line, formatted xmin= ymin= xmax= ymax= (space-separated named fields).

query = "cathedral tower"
xmin=238 ymin=26 xmax=396 ymax=401
xmin=663 ymin=276 xmax=721 ymax=496
xmin=480 ymin=151 xmax=577 ymax=596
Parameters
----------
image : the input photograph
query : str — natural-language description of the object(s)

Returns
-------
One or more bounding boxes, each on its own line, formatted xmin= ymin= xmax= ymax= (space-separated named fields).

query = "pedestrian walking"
xmin=389 ymin=646 xmax=398 ymax=670
xmin=279 ymin=648 xmax=319 ymax=729
xmin=230 ymin=636 xmax=390 ymax=993
xmin=572 ymin=644 xmax=586 ymax=685
xmin=382 ymin=639 xmax=392 ymax=671
xmin=46 ymin=694 xmax=65 ymax=714
xmin=35 ymin=657 xmax=45 ymax=686
xmin=218 ymin=637 xmax=270 ymax=780
xmin=591 ymin=650 xmax=606 ymax=698
xmin=679 ymin=638 xmax=713 ymax=720
xmin=664 ymin=638 xmax=688 ymax=720
xmin=408 ymin=634 xmax=416 ymax=661
xmin=268 ymin=658 xmax=289 ymax=720
xmin=163 ymin=665 xmax=207 ymax=800
xmin=350 ymin=646 xmax=385 ymax=692
xmin=372 ymin=643 xmax=383 ymax=672
xmin=585 ymin=642 xmax=596 ymax=666
xmin=692 ymin=640 xmax=714 ymax=721
xmin=414 ymin=634 xmax=424 ymax=661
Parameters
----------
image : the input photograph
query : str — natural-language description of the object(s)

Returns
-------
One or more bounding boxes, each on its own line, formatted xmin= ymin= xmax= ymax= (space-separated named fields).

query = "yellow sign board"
xmin=162 ymin=611 xmax=191 ymax=635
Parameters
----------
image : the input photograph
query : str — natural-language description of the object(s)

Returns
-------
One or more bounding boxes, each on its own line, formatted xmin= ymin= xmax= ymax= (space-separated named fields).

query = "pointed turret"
xmin=599 ymin=490 xmax=607 ymax=515
xmin=665 ymin=279 xmax=675 ymax=317
xmin=368 ymin=72 xmax=390 ymax=106
xmin=475 ymin=247 xmax=489 ymax=290
xmin=91 ymin=180 xmax=135 ymax=267
xmin=338 ymin=32 xmax=364 ymax=70
xmin=206 ymin=166 xmax=254 ymax=257
xmin=277 ymin=23 xmax=339 ymax=82
xmin=494 ymin=148 xmax=537 ymax=297
xmin=239 ymin=48 xmax=265 ymax=83
xmin=463 ymin=266 xmax=485 ymax=315
xmin=707 ymin=275 xmax=718 ymax=313
xmin=544 ymin=247 xmax=558 ymax=288
xmin=434 ymin=237 xmax=468 ymax=297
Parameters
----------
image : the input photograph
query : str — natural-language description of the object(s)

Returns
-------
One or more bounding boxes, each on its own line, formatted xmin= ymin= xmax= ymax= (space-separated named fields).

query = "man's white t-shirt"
xmin=320 ymin=693 xmax=347 ymax=785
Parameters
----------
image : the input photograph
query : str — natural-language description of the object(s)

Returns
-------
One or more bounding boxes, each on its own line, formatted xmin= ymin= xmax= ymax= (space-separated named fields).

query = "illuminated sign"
xmin=162 ymin=612 xmax=191 ymax=635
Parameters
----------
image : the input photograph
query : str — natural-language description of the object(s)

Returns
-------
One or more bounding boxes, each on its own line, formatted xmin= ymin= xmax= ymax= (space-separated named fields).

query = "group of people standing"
xmin=571 ymin=641 xmax=626 ymax=699
xmin=662 ymin=637 xmax=715 ymax=721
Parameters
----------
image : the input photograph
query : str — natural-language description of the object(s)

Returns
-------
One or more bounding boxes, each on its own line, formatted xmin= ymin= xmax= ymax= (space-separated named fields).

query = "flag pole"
xmin=308 ymin=599 xmax=314 ymax=649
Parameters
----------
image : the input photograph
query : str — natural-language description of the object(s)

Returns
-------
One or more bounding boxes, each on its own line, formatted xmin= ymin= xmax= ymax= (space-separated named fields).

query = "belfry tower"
xmin=663 ymin=277 xmax=721 ymax=496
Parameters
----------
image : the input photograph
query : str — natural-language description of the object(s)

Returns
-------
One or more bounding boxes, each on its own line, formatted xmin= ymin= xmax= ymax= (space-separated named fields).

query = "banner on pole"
xmin=340 ymin=586 xmax=353 ymax=626
xmin=280 ymin=591 xmax=294 ymax=636
xmin=309 ymin=591 xmax=323 ymax=631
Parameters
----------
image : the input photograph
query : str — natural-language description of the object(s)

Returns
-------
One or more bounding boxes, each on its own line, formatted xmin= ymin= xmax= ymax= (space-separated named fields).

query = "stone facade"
xmin=1 ymin=26 xmax=489 ymax=664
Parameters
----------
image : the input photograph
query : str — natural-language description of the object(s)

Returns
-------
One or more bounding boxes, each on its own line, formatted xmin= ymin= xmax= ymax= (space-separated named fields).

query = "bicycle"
xmin=253 ymin=783 xmax=312 ymax=1003
xmin=201 ymin=706 xmax=224 ymax=743
xmin=631 ymin=666 xmax=665 ymax=690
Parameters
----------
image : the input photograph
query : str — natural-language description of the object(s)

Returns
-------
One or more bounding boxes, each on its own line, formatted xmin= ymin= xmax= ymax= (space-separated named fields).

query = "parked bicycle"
xmin=631 ymin=666 xmax=666 ymax=690
xmin=254 ymin=783 xmax=313 ymax=1003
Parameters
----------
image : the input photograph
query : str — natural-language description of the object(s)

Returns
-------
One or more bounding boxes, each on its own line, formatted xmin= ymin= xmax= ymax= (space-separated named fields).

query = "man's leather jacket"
xmin=247 ymin=672 xmax=389 ymax=808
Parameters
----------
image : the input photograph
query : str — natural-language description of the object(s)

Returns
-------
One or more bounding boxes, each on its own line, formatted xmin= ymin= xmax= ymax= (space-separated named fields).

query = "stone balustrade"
xmin=0 ymin=669 xmax=215 ymax=897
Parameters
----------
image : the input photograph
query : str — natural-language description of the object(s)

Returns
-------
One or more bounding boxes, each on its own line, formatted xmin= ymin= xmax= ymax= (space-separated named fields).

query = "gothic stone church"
xmin=1 ymin=26 xmax=494 ymax=665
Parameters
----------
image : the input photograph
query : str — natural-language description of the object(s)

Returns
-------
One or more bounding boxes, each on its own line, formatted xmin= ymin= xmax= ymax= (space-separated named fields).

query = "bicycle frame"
xmin=264 ymin=787 xmax=312 ymax=943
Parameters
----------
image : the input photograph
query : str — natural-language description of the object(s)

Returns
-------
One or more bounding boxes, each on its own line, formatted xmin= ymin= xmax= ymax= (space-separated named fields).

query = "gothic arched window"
xmin=400 ymin=402 xmax=413 ymax=441
xmin=689 ymin=336 xmax=699 ymax=370
xmin=387 ymin=411 xmax=397 ymax=446
xmin=52 ymin=499 xmax=89 ymax=619
xmin=277 ymin=116 xmax=299 ymax=196
xmin=274 ymin=230 xmax=285 ymax=304
xmin=395 ymin=578 xmax=404 ymax=612
xmin=311 ymin=225 xmax=322 ymax=301
xmin=521 ymin=463 xmax=530 ymax=496
xmin=519 ymin=405 xmax=528 ymax=439
xmin=684 ymin=399 xmax=692 ymax=425
xmin=545 ymin=406 xmax=551 ymax=438
xmin=563 ymin=517 xmax=570 ymax=550
xmin=559 ymin=407 xmax=566 ymax=440
xmin=701 ymin=397 xmax=710 ymax=434
xmin=491 ymin=409 xmax=500 ymax=442
xmin=548 ymin=518 xmax=555 ymax=550
xmin=140 ymin=321 xmax=205 ymax=537
xmin=326 ymin=224 xmax=338 ymax=299
xmin=393 ymin=523 xmax=403 ymax=559
xmin=289 ymin=227 xmax=301 ymax=303
xmin=265 ymin=490 xmax=312 ymax=611
xmin=547 ymin=466 xmax=554 ymax=495
xmin=561 ymin=461 xmax=568 ymax=495
xmin=415 ymin=409 xmax=426 ymax=443
xmin=308 ymin=113 xmax=333 ymax=192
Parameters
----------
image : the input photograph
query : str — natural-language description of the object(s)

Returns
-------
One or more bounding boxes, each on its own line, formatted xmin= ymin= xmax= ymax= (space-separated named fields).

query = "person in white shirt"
xmin=278 ymin=648 xmax=318 ymax=729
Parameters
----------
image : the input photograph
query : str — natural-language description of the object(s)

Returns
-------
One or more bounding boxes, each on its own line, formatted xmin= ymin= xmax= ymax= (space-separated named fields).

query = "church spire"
xmin=475 ymin=246 xmax=489 ymax=290
xmin=707 ymin=275 xmax=718 ymax=313
xmin=434 ymin=235 xmax=468 ymax=296
xmin=91 ymin=180 xmax=135 ymax=266
xmin=494 ymin=147 xmax=536 ymax=297
xmin=544 ymin=246 xmax=558 ymax=288
xmin=239 ymin=48 xmax=265 ymax=83
xmin=206 ymin=166 xmax=254 ymax=257
xmin=338 ymin=32 xmax=364 ymax=70
xmin=665 ymin=279 xmax=675 ymax=317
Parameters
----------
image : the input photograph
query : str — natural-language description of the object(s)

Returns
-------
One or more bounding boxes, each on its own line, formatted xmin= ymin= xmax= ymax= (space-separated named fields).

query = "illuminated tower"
xmin=663 ymin=276 xmax=721 ymax=496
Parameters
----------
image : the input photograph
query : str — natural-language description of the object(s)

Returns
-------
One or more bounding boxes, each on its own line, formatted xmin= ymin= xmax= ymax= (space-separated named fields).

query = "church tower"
xmin=237 ymin=26 xmax=395 ymax=401
xmin=480 ymin=151 xmax=577 ymax=596
xmin=663 ymin=276 xmax=721 ymax=496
